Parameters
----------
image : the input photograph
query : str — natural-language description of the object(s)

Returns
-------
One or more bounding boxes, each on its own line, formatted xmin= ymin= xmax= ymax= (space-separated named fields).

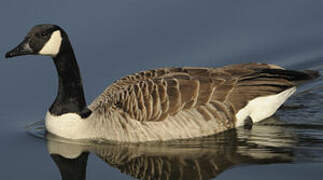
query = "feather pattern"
xmin=85 ymin=63 xmax=298 ymax=142
xmin=89 ymin=63 xmax=292 ymax=120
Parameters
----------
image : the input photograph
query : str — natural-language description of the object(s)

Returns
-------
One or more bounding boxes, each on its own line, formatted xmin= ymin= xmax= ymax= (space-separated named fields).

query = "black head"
xmin=5 ymin=24 xmax=65 ymax=58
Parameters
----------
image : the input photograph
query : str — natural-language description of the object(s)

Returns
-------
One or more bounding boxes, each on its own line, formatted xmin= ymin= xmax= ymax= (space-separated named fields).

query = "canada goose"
xmin=5 ymin=24 xmax=319 ymax=142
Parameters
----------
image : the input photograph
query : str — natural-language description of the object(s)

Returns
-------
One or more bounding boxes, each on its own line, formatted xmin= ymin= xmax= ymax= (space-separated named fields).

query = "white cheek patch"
xmin=39 ymin=30 xmax=62 ymax=57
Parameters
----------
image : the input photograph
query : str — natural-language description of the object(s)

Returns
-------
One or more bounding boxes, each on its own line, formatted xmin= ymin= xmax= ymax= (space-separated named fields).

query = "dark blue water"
xmin=1 ymin=1 xmax=323 ymax=179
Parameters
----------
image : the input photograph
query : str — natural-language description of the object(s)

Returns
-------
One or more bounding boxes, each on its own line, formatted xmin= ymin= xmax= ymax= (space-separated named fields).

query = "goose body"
xmin=5 ymin=24 xmax=319 ymax=142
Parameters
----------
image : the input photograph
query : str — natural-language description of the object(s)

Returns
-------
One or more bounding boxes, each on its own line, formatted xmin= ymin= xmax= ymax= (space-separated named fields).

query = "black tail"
xmin=261 ymin=69 xmax=320 ymax=83
xmin=302 ymin=70 xmax=320 ymax=80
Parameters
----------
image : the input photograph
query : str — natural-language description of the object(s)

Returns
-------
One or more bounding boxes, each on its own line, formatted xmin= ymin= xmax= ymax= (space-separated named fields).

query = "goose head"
xmin=5 ymin=24 xmax=87 ymax=117
xmin=5 ymin=24 xmax=66 ymax=58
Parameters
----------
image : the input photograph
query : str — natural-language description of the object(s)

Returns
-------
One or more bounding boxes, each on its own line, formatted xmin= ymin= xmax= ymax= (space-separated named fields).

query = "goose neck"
xmin=49 ymin=44 xmax=87 ymax=116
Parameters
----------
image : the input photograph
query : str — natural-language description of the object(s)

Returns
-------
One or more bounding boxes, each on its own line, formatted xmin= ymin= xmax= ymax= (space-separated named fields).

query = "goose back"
xmin=84 ymin=63 xmax=299 ymax=142
xmin=89 ymin=63 xmax=293 ymax=122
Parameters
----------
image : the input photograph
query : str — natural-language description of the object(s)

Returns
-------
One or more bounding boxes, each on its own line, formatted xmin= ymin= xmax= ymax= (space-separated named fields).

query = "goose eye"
xmin=40 ymin=32 xmax=48 ymax=37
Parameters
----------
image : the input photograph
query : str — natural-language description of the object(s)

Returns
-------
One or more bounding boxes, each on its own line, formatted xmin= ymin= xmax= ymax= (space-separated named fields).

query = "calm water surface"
xmin=1 ymin=1 xmax=323 ymax=180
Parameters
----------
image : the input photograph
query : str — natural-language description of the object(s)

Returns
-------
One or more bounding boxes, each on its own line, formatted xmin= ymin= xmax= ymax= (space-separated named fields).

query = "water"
xmin=28 ymin=112 xmax=323 ymax=180
xmin=1 ymin=0 xmax=323 ymax=179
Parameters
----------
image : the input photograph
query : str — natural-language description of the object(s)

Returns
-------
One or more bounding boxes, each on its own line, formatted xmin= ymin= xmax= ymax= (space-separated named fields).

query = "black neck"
xmin=49 ymin=37 xmax=91 ymax=117
xmin=51 ymin=152 xmax=89 ymax=180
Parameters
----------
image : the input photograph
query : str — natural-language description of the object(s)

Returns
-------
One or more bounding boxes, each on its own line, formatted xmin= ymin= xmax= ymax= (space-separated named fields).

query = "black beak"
xmin=5 ymin=38 xmax=33 ymax=58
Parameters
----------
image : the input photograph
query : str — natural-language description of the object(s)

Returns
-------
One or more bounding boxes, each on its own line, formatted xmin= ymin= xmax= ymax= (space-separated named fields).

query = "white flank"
xmin=39 ymin=30 xmax=62 ymax=57
xmin=45 ymin=112 xmax=93 ymax=139
xmin=235 ymin=87 xmax=296 ymax=127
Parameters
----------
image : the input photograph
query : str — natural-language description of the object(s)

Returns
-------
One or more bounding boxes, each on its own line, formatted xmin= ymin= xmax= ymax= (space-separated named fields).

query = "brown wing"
xmin=89 ymin=63 xmax=295 ymax=122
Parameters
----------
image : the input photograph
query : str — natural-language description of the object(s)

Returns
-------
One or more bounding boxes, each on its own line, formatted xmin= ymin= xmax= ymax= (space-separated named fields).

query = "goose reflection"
xmin=45 ymin=116 xmax=303 ymax=180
